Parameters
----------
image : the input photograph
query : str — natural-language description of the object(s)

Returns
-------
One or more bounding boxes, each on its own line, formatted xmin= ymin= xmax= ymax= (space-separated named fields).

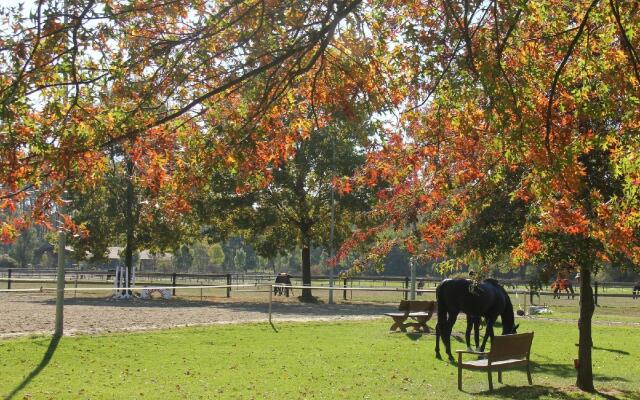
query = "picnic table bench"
xmin=384 ymin=300 xmax=436 ymax=332
xmin=457 ymin=332 xmax=534 ymax=391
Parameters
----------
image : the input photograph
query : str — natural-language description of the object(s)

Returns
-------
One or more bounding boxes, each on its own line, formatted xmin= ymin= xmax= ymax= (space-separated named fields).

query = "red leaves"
xmin=1 ymin=199 xmax=16 ymax=213
xmin=0 ymin=223 xmax=15 ymax=244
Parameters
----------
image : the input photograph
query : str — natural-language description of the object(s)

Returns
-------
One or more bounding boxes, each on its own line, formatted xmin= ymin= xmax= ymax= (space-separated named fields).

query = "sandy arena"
xmin=0 ymin=293 xmax=391 ymax=339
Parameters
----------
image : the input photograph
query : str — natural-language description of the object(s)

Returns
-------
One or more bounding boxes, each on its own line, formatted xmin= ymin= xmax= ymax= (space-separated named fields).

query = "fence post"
xmin=226 ymin=274 xmax=231 ymax=298
xmin=404 ymin=277 xmax=409 ymax=300
xmin=529 ymin=289 xmax=534 ymax=306
xmin=594 ymin=281 xmax=598 ymax=306
xmin=7 ymin=268 xmax=11 ymax=290
xmin=343 ymin=277 xmax=348 ymax=300
xmin=172 ymin=272 xmax=177 ymax=296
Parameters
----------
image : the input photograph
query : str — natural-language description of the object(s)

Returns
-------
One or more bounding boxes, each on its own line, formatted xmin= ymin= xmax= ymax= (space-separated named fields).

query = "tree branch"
xmin=545 ymin=0 xmax=601 ymax=159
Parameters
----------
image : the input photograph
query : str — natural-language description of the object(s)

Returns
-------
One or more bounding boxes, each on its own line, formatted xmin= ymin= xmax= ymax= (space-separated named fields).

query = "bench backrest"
xmin=398 ymin=300 xmax=436 ymax=312
xmin=489 ymin=332 xmax=534 ymax=362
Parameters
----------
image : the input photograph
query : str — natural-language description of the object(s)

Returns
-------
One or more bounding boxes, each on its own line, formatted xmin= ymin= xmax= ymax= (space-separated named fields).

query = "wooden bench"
xmin=383 ymin=300 xmax=435 ymax=332
xmin=457 ymin=332 xmax=534 ymax=391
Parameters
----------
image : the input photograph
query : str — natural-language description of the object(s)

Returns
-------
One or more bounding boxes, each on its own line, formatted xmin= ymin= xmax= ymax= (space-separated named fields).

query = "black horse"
xmin=274 ymin=273 xmax=293 ymax=297
xmin=633 ymin=282 xmax=640 ymax=300
xmin=435 ymin=278 xmax=518 ymax=360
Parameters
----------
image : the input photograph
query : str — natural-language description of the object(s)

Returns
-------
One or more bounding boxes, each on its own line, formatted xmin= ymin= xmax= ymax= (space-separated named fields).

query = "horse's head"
xmin=503 ymin=323 xmax=519 ymax=335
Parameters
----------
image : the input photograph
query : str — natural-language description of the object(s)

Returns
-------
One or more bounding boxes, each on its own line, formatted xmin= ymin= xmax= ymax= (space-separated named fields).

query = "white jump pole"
xmin=125 ymin=265 xmax=129 ymax=296
xmin=112 ymin=266 xmax=118 ymax=296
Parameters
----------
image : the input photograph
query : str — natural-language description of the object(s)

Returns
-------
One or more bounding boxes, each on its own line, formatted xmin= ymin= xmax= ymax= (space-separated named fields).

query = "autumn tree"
xmin=194 ymin=117 xmax=372 ymax=299
xmin=3 ymin=0 xmax=638 ymax=392
xmin=67 ymin=145 xmax=194 ymax=280
xmin=0 ymin=0 xmax=364 ymax=241
xmin=337 ymin=0 xmax=640 ymax=392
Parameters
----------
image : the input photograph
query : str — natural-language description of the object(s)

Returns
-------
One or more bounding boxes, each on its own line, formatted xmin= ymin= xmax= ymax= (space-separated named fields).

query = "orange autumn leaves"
xmin=2 ymin=0 xmax=639 ymax=273
xmin=334 ymin=0 xmax=640 ymax=270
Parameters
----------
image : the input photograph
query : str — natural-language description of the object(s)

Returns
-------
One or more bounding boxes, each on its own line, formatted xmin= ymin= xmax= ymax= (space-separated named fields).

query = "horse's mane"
xmin=482 ymin=279 xmax=515 ymax=331
xmin=483 ymin=278 xmax=500 ymax=286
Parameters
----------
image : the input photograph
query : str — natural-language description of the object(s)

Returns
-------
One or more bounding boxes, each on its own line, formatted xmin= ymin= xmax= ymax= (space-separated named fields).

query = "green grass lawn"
xmin=1 ymin=318 xmax=639 ymax=400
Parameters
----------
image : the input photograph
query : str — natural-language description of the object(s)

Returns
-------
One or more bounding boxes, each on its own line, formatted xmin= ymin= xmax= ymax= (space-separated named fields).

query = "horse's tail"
xmin=434 ymin=282 xmax=447 ymax=357
xmin=435 ymin=283 xmax=448 ymax=325
xmin=435 ymin=283 xmax=453 ymax=331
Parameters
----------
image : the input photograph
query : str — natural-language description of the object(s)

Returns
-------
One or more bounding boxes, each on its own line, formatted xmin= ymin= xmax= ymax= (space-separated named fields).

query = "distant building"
xmin=106 ymin=247 xmax=172 ymax=271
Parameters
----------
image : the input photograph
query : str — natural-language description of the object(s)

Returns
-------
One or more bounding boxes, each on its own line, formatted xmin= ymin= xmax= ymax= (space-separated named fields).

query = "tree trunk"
xmin=300 ymin=235 xmax=314 ymax=301
xmin=576 ymin=264 xmax=595 ymax=391
xmin=124 ymin=158 xmax=135 ymax=293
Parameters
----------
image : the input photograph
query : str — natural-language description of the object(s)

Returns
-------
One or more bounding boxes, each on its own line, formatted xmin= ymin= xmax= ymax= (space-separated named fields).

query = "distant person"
xmin=417 ymin=279 xmax=425 ymax=296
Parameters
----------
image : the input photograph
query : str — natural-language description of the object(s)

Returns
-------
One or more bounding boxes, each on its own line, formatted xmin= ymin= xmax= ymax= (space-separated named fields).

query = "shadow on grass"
xmin=474 ymin=385 xmax=640 ymax=399
xmin=531 ymin=362 xmax=630 ymax=383
xmin=404 ymin=332 xmax=423 ymax=341
xmin=592 ymin=346 xmax=630 ymax=355
xmin=4 ymin=335 xmax=60 ymax=400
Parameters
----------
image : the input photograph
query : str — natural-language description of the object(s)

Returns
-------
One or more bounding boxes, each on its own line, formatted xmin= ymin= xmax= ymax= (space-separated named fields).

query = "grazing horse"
xmin=273 ymin=273 xmax=293 ymax=297
xmin=551 ymin=278 xmax=575 ymax=299
xmin=435 ymin=278 xmax=518 ymax=360
xmin=633 ymin=283 xmax=640 ymax=300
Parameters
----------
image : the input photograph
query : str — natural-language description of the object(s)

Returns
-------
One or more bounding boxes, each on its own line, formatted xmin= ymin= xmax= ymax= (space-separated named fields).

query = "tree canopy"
xmin=1 ymin=0 xmax=639 ymax=391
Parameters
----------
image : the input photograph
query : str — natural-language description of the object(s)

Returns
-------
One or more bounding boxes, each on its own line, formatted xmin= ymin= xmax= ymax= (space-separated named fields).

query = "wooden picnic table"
xmin=384 ymin=300 xmax=436 ymax=332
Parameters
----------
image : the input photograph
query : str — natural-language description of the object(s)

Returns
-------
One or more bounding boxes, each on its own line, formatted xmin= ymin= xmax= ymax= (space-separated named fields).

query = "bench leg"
xmin=487 ymin=370 xmax=493 ymax=391
xmin=389 ymin=317 xmax=408 ymax=332
xmin=406 ymin=322 xmax=423 ymax=332
xmin=458 ymin=353 xmax=463 ymax=391
xmin=415 ymin=317 xmax=429 ymax=332
xmin=498 ymin=370 xmax=502 ymax=384
xmin=526 ymin=364 xmax=533 ymax=385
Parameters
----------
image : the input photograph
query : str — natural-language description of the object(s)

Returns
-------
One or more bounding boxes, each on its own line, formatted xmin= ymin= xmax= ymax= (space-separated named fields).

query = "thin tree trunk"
xmin=576 ymin=264 xmax=595 ymax=391
xmin=124 ymin=158 xmax=135 ymax=293
xmin=300 ymin=235 xmax=313 ymax=301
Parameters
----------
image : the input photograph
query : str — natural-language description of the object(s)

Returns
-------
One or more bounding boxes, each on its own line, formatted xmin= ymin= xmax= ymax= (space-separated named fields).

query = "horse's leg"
xmin=444 ymin=312 xmax=458 ymax=360
xmin=436 ymin=312 xmax=452 ymax=359
xmin=570 ymin=285 xmax=575 ymax=300
xmin=479 ymin=318 xmax=495 ymax=352
xmin=435 ymin=316 xmax=443 ymax=359
xmin=465 ymin=318 xmax=472 ymax=352
xmin=473 ymin=318 xmax=480 ymax=352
